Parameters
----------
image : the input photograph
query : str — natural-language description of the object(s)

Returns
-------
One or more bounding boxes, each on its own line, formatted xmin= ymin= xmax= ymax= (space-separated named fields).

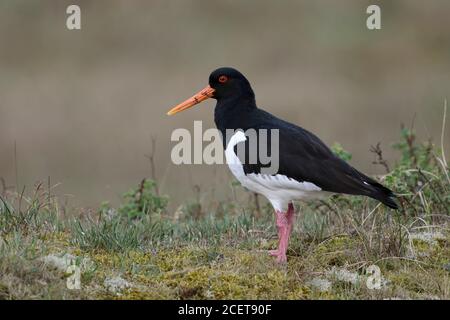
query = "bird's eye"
xmin=218 ymin=75 xmax=228 ymax=83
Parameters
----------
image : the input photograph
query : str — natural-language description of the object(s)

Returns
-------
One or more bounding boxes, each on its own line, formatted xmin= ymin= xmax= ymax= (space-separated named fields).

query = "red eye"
xmin=218 ymin=75 xmax=228 ymax=83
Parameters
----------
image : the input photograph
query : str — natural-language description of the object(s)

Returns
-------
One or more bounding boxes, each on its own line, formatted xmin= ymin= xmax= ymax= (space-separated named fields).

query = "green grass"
xmin=0 ymin=126 xmax=449 ymax=299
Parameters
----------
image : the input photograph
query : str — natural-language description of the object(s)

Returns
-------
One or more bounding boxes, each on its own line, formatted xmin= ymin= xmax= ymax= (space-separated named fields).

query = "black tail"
xmin=367 ymin=180 xmax=399 ymax=209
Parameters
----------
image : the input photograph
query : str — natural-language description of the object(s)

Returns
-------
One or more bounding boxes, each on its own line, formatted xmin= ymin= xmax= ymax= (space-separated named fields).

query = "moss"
xmin=0 ymin=282 xmax=10 ymax=299
xmin=8 ymin=219 xmax=447 ymax=300
xmin=154 ymin=248 xmax=198 ymax=272
xmin=313 ymin=235 xmax=359 ymax=267
xmin=308 ymin=291 xmax=338 ymax=300
xmin=39 ymin=231 xmax=70 ymax=243
xmin=91 ymin=246 xmax=313 ymax=300
xmin=90 ymin=251 xmax=122 ymax=268
xmin=412 ymin=239 xmax=433 ymax=253
xmin=410 ymin=236 xmax=449 ymax=268
xmin=389 ymin=270 xmax=425 ymax=294
xmin=319 ymin=235 xmax=356 ymax=251
xmin=39 ymin=231 xmax=72 ymax=253
xmin=117 ymin=287 xmax=174 ymax=300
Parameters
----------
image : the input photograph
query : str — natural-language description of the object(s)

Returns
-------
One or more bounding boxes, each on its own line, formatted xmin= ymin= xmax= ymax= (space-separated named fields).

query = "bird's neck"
xmin=214 ymin=95 xmax=257 ymax=135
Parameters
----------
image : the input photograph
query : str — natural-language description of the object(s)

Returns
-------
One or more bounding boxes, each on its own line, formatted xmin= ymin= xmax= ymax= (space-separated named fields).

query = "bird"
xmin=167 ymin=67 xmax=398 ymax=263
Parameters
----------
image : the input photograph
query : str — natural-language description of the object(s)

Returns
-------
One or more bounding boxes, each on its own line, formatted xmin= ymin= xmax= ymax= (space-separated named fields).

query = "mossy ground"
xmin=1 ymin=127 xmax=449 ymax=299
xmin=1 ymin=221 xmax=448 ymax=300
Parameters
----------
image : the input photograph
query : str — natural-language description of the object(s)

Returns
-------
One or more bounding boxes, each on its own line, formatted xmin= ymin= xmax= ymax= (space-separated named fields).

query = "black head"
xmin=208 ymin=67 xmax=255 ymax=100
xmin=167 ymin=67 xmax=255 ymax=116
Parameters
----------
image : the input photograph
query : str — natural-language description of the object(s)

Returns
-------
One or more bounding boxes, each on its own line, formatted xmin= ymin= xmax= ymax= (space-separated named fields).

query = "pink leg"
xmin=269 ymin=203 xmax=295 ymax=263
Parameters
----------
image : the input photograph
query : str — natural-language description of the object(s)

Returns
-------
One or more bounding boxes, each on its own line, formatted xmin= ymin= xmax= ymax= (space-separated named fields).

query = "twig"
xmin=136 ymin=178 xmax=146 ymax=213
xmin=441 ymin=99 xmax=448 ymax=170
xmin=14 ymin=140 xmax=19 ymax=191
xmin=0 ymin=178 xmax=14 ymax=198
xmin=435 ymin=156 xmax=450 ymax=185
xmin=144 ymin=135 xmax=159 ymax=196
xmin=253 ymin=193 xmax=261 ymax=219
xmin=18 ymin=185 xmax=26 ymax=219
xmin=362 ymin=202 xmax=382 ymax=226
xmin=0 ymin=178 xmax=5 ymax=197
xmin=370 ymin=142 xmax=390 ymax=173
xmin=47 ymin=176 xmax=51 ymax=209
xmin=401 ymin=121 xmax=417 ymax=166
xmin=437 ymin=99 xmax=450 ymax=185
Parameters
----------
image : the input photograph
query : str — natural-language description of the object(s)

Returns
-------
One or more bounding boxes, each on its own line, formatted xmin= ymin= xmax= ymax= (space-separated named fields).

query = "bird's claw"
xmin=269 ymin=249 xmax=280 ymax=256
xmin=276 ymin=254 xmax=287 ymax=264
xmin=268 ymin=250 xmax=287 ymax=263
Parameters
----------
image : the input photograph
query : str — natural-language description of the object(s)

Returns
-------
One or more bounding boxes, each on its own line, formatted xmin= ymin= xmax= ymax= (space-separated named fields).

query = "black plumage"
xmin=211 ymin=68 xmax=398 ymax=209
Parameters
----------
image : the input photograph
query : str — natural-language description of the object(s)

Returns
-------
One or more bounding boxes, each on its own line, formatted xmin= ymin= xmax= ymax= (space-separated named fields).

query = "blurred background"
xmin=0 ymin=0 xmax=449 ymax=210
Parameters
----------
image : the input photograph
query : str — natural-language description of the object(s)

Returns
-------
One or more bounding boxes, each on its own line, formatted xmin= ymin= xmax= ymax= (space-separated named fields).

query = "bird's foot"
xmin=268 ymin=249 xmax=287 ymax=263
xmin=273 ymin=252 xmax=287 ymax=263
xmin=276 ymin=254 xmax=287 ymax=264
xmin=268 ymin=249 xmax=280 ymax=256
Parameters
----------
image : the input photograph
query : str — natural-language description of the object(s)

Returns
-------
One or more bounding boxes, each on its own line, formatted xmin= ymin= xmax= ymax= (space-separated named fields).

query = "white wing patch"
xmin=225 ymin=131 xmax=331 ymax=212
xmin=247 ymin=173 xmax=322 ymax=192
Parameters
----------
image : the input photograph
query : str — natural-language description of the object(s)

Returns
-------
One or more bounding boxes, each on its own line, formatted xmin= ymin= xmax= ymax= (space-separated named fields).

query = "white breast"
xmin=224 ymin=131 xmax=331 ymax=212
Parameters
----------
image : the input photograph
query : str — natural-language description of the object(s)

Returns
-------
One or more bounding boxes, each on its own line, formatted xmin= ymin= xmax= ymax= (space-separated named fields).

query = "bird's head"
xmin=167 ymin=67 xmax=254 ymax=116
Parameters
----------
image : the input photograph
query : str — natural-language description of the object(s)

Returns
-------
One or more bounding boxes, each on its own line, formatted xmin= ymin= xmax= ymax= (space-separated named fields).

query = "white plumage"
xmin=225 ymin=131 xmax=331 ymax=212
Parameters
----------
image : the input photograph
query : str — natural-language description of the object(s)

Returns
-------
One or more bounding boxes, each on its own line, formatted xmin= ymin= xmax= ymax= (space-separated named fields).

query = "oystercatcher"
xmin=167 ymin=67 xmax=398 ymax=263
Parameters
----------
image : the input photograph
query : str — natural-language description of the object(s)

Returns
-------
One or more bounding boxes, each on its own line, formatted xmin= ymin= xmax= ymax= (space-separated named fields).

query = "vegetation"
xmin=0 ymin=123 xmax=449 ymax=299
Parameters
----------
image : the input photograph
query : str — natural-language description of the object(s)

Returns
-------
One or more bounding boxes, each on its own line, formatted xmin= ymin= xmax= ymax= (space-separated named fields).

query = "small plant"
xmin=392 ymin=126 xmax=434 ymax=169
xmin=118 ymin=179 xmax=168 ymax=220
xmin=71 ymin=215 xmax=142 ymax=251
xmin=331 ymin=143 xmax=352 ymax=162
xmin=0 ymin=183 xmax=60 ymax=236
xmin=386 ymin=125 xmax=449 ymax=217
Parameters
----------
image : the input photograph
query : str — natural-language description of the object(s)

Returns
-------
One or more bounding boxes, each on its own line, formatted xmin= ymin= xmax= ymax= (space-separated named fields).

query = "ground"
xmin=0 ymin=214 xmax=448 ymax=299
xmin=0 ymin=128 xmax=449 ymax=299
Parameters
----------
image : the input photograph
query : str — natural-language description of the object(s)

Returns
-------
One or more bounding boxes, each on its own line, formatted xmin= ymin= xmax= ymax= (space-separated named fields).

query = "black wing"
xmin=234 ymin=110 xmax=398 ymax=209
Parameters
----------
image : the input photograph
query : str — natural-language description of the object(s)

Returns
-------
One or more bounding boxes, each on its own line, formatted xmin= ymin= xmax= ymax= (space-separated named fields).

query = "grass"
xmin=0 ymin=119 xmax=449 ymax=299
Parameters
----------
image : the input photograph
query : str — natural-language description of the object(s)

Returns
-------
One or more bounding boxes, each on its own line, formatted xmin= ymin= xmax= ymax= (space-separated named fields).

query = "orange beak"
xmin=167 ymin=85 xmax=215 ymax=116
